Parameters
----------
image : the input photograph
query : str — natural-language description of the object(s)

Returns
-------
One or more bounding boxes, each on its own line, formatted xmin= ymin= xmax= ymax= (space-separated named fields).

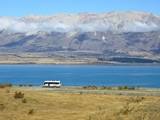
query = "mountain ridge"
xmin=0 ymin=11 xmax=160 ymax=34
xmin=0 ymin=11 xmax=160 ymax=64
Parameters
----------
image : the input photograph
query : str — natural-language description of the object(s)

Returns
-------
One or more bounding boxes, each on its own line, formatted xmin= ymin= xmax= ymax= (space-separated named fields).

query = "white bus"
xmin=43 ymin=80 xmax=62 ymax=88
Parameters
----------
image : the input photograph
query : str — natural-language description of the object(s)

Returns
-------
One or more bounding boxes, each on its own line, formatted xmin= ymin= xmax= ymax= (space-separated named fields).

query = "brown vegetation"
xmin=0 ymin=88 xmax=160 ymax=120
xmin=14 ymin=91 xmax=24 ymax=99
xmin=28 ymin=109 xmax=34 ymax=115
xmin=0 ymin=83 xmax=12 ymax=88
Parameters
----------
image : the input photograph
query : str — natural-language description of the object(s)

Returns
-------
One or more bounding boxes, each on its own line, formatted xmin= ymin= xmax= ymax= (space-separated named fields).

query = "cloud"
xmin=0 ymin=12 xmax=159 ymax=33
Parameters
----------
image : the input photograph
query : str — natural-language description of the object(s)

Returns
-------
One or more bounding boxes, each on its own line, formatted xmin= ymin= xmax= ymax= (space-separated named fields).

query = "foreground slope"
xmin=0 ymin=87 xmax=160 ymax=120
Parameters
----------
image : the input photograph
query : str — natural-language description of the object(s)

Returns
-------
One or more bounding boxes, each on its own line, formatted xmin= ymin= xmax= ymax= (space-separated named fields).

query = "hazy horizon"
xmin=0 ymin=11 xmax=160 ymax=17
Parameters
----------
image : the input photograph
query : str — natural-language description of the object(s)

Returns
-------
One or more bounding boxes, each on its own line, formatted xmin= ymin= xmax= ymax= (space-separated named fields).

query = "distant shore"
xmin=0 ymin=53 xmax=160 ymax=65
xmin=0 ymin=62 xmax=160 ymax=66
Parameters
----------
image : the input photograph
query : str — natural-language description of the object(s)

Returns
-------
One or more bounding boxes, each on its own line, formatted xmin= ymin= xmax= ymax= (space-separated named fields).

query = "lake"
xmin=0 ymin=65 xmax=160 ymax=88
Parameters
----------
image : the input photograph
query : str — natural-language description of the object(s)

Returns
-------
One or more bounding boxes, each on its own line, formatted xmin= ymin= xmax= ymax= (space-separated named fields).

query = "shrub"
xmin=128 ymin=86 xmax=136 ymax=90
xmin=118 ymin=86 xmax=124 ymax=90
xmin=28 ymin=84 xmax=33 ymax=87
xmin=22 ymin=98 xmax=27 ymax=103
xmin=0 ymin=83 xmax=12 ymax=88
xmin=19 ymin=84 xmax=23 ymax=87
xmin=0 ymin=85 xmax=5 ymax=88
xmin=118 ymin=86 xmax=135 ymax=90
xmin=83 ymin=86 xmax=97 ymax=90
xmin=0 ymin=104 xmax=5 ymax=111
xmin=101 ymin=86 xmax=113 ymax=90
xmin=14 ymin=91 xmax=24 ymax=99
xmin=124 ymin=86 xmax=128 ymax=89
xmin=88 ymin=115 xmax=92 ymax=120
xmin=128 ymin=96 xmax=145 ymax=103
xmin=28 ymin=109 xmax=34 ymax=115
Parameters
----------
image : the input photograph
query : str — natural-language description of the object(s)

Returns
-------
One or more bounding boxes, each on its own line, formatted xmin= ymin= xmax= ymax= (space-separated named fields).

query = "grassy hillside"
xmin=0 ymin=87 xmax=160 ymax=120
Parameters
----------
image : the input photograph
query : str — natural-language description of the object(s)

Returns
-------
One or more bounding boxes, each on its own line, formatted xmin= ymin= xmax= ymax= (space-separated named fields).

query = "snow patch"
xmin=0 ymin=12 xmax=160 ymax=33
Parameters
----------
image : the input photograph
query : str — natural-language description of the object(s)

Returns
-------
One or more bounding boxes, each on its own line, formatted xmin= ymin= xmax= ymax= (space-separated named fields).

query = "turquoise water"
xmin=0 ymin=65 xmax=160 ymax=88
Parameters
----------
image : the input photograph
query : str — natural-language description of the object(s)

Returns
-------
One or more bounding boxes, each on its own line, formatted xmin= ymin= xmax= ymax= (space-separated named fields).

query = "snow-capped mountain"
xmin=0 ymin=11 xmax=160 ymax=63
xmin=0 ymin=11 xmax=160 ymax=34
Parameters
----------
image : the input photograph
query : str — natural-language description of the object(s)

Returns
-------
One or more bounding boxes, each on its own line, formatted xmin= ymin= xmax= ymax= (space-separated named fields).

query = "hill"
xmin=0 ymin=11 xmax=160 ymax=64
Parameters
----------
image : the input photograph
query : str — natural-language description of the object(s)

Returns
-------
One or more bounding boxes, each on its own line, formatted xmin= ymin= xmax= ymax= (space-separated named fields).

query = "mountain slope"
xmin=0 ymin=11 xmax=160 ymax=33
xmin=0 ymin=11 xmax=160 ymax=64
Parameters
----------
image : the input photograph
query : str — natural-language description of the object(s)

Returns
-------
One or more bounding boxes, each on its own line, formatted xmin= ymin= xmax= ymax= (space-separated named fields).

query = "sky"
xmin=0 ymin=0 xmax=159 ymax=16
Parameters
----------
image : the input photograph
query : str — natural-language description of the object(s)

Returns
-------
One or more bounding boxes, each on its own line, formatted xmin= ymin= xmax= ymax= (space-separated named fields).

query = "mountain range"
xmin=0 ymin=11 xmax=160 ymax=64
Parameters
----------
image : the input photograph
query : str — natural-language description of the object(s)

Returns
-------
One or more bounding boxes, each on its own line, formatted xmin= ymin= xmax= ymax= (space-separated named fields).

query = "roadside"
xmin=14 ymin=86 xmax=160 ymax=96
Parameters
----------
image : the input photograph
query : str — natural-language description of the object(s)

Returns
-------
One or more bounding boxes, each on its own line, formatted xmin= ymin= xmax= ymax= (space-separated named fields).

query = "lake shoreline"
xmin=0 ymin=65 xmax=160 ymax=88
xmin=0 ymin=62 xmax=160 ymax=66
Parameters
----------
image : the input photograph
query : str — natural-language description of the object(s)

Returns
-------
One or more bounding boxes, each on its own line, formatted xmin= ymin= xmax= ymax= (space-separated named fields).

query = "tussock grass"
xmin=28 ymin=109 xmax=34 ymax=115
xmin=22 ymin=98 xmax=27 ymax=103
xmin=0 ymin=104 xmax=5 ymax=111
xmin=14 ymin=91 xmax=24 ymax=99
xmin=0 ymin=88 xmax=160 ymax=120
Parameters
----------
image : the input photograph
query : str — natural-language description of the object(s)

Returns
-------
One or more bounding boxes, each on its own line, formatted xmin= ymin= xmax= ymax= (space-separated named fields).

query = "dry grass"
xmin=0 ymin=88 xmax=160 ymax=120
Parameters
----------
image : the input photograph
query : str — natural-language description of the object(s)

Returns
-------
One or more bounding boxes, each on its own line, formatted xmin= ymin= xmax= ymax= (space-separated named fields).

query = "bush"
xmin=128 ymin=96 xmax=145 ymax=103
xmin=0 ymin=104 xmax=5 ymax=111
xmin=28 ymin=84 xmax=33 ymax=87
xmin=22 ymin=98 xmax=27 ymax=103
xmin=14 ymin=91 xmax=24 ymax=99
xmin=0 ymin=83 xmax=12 ymax=88
xmin=19 ymin=84 xmax=23 ymax=87
xmin=124 ymin=86 xmax=128 ymax=89
xmin=101 ymin=86 xmax=113 ymax=90
xmin=118 ymin=86 xmax=135 ymax=90
xmin=118 ymin=86 xmax=124 ymax=90
xmin=83 ymin=86 xmax=98 ymax=90
xmin=28 ymin=109 xmax=34 ymax=115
